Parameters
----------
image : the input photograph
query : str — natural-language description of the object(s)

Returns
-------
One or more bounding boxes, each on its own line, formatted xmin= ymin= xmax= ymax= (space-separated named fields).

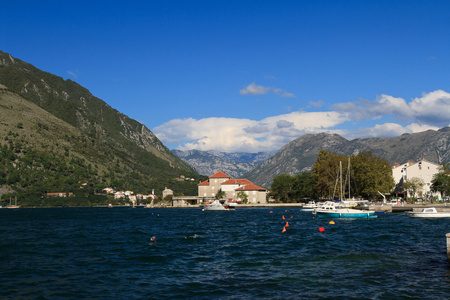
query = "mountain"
xmin=245 ymin=129 xmax=450 ymax=188
xmin=0 ymin=51 xmax=200 ymax=197
xmin=172 ymin=149 xmax=272 ymax=178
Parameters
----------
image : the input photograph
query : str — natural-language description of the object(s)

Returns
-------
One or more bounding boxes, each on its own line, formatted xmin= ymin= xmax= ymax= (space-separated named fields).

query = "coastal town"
xmin=91 ymin=158 xmax=447 ymax=209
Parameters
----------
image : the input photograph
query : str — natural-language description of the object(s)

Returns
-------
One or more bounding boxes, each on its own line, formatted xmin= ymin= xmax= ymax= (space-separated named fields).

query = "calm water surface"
xmin=1 ymin=207 xmax=450 ymax=299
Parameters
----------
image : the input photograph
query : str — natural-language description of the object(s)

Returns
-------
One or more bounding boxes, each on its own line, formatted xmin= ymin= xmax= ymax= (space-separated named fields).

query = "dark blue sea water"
xmin=1 ymin=207 xmax=450 ymax=299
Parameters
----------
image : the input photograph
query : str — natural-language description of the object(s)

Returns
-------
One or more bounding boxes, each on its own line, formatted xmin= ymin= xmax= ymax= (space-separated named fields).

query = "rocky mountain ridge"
xmin=245 ymin=129 xmax=450 ymax=188
xmin=172 ymin=149 xmax=272 ymax=178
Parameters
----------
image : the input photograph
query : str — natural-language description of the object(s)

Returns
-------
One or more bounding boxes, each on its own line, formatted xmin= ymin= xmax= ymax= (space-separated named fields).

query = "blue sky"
xmin=2 ymin=0 xmax=450 ymax=153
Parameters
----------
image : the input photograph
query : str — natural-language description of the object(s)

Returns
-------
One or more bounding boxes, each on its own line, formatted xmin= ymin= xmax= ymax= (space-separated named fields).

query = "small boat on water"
xmin=202 ymin=199 xmax=236 ymax=211
xmin=301 ymin=201 xmax=318 ymax=211
xmin=314 ymin=201 xmax=376 ymax=218
xmin=407 ymin=207 xmax=450 ymax=218
xmin=6 ymin=197 xmax=20 ymax=209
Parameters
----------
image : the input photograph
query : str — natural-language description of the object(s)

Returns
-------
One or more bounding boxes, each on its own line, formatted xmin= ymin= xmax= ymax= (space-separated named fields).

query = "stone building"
xmin=198 ymin=171 xmax=267 ymax=204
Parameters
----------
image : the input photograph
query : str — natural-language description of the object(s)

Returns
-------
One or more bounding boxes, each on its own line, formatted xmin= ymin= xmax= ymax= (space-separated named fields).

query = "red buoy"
xmin=318 ymin=227 xmax=325 ymax=232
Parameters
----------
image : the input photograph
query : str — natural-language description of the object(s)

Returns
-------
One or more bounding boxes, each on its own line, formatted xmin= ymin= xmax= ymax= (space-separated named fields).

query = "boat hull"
xmin=316 ymin=211 xmax=376 ymax=219
xmin=407 ymin=212 xmax=450 ymax=218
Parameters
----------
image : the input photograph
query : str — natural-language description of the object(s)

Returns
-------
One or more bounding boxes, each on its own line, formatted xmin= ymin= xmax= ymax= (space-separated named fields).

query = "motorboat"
xmin=301 ymin=201 xmax=318 ymax=211
xmin=314 ymin=201 xmax=376 ymax=219
xmin=407 ymin=207 xmax=450 ymax=218
xmin=202 ymin=199 xmax=236 ymax=211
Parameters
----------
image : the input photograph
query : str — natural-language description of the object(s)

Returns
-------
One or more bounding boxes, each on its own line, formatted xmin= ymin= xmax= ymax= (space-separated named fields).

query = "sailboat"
xmin=7 ymin=197 xmax=20 ymax=209
xmin=314 ymin=160 xmax=376 ymax=219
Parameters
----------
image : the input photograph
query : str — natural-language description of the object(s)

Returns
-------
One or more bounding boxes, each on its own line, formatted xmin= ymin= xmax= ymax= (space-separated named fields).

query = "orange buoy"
xmin=290 ymin=216 xmax=293 ymax=219
xmin=282 ymin=227 xmax=286 ymax=233
xmin=282 ymin=215 xmax=285 ymax=220
xmin=329 ymin=221 xmax=335 ymax=225
xmin=150 ymin=236 xmax=157 ymax=242
xmin=285 ymin=222 xmax=289 ymax=227
xmin=318 ymin=227 xmax=325 ymax=232
xmin=269 ymin=211 xmax=273 ymax=213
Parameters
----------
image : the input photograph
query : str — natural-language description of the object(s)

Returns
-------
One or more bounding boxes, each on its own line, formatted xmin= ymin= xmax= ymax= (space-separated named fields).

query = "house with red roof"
xmin=197 ymin=171 xmax=267 ymax=204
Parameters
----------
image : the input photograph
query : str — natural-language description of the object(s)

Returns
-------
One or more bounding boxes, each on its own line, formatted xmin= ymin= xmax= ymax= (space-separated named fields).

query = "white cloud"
xmin=67 ymin=70 xmax=78 ymax=79
xmin=240 ymin=83 xmax=295 ymax=97
xmin=273 ymin=88 xmax=295 ymax=98
xmin=154 ymin=111 xmax=348 ymax=152
xmin=153 ymin=90 xmax=449 ymax=153
xmin=240 ymin=83 xmax=271 ymax=95
xmin=333 ymin=90 xmax=450 ymax=127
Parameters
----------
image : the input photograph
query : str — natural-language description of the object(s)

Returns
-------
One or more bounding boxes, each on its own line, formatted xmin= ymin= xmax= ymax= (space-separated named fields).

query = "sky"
xmin=2 ymin=0 xmax=450 ymax=153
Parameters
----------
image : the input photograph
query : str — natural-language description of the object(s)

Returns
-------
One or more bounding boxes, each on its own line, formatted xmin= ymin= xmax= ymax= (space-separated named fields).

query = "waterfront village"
xmin=92 ymin=158 xmax=445 ymax=208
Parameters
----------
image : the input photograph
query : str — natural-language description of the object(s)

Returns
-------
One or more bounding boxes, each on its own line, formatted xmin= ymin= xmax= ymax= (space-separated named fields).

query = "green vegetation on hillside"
xmin=0 ymin=50 xmax=204 ymax=206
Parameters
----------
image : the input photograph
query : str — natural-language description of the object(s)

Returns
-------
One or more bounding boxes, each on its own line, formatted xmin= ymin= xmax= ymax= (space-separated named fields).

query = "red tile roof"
xmin=222 ymin=179 xmax=253 ymax=185
xmin=235 ymin=184 xmax=267 ymax=191
xmin=198 ymin=180 xmax=209 ymax=186
xmin=210 ymin=171 xmax=231 ymax=178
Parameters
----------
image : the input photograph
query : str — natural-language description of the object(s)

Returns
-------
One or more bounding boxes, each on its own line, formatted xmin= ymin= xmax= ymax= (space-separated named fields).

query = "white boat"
xmin=301 ymin=201 xmax=318 ymax=211
xmin=202 ymin=199 xmax=236 ymax=211
xmin=407 ymin=207 xmax=450 ymax=218
xmin=314 ymin=201 xmax=376 ymax=218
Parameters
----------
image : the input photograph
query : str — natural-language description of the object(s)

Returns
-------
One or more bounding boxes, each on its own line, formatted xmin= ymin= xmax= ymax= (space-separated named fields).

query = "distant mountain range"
xmin=173 ymin=128 xmax=450 ymax=189
xmin=171 ymin=149 xmax=272 ymax=178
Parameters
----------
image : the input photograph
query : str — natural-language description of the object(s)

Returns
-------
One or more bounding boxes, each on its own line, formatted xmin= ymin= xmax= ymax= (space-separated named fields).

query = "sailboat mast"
xmin=348 ymin=157 xmax=351 ymax=200
xmin=340 ymin=161 xmax=343 ymax=201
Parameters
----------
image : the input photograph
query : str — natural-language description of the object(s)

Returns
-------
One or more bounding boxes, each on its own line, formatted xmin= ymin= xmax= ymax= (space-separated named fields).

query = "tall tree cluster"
xmin=270 ymin=150 xmax=395 ymax=202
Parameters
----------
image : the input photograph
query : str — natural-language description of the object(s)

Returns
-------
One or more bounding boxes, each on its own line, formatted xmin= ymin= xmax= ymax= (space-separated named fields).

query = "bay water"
xmin=1 ymin=207 xmax=450 ymax=299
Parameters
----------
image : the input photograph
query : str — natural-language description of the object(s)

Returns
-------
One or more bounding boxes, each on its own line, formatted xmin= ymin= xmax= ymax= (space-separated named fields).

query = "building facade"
xmin=198 ymin=171 xmax=267 ymax=204
xmin=392 ymin=159 xmax=441 ymax=199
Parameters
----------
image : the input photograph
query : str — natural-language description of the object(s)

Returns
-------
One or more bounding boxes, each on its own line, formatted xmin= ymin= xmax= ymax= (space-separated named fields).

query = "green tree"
xmin=237 ymin=191 xmax=248 ymax=203
xmin=402 ymin=177 xmax=425 ymax=202
xmin=269 ymin=174 xmax=295 ymax=202
xmin=351 ymin=151 xmax=395 ymax=200
xmin=215 ymin=188 xmax=226 ymax=199
xmin=312 ymin=150 xmax=347 ymax=199
xmin=292 ymin=172 xmax=316 ymax=201
xmin=431 ymin=162 xmax=450 ymax=200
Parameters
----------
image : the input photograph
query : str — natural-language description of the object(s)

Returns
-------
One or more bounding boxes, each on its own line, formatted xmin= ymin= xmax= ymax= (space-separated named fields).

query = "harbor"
xmin=1 ymin=206 xmax=450 ymax=299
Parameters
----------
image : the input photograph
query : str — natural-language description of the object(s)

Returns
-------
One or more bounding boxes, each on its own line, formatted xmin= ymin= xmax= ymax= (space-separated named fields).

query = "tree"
xmin=292 ymin=172 xmax=316 ymax=201
xmin=312 ymin=150 xmax=346 ymax=199
xmin=237 ymin=191 xmax=248 ymax=203
xmin=351 ymin=151 xmax=395 ymax=200
xmin=431 ymin=162 xmax=450 ymax=200
xmin=269 ymin=174 xmax=295 ymax=202
xmin=311 ymin=150 xmax=394 ymax=200
xmin=403 ymin=177 xmax=425 ymax=201
xmin=215 ymin=188 xmax=226 ymax=200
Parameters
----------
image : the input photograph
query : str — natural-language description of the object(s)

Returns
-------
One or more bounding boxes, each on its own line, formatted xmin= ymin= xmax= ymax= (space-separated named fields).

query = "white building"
xmin=392 ymin=159 xmax=441 ymax=199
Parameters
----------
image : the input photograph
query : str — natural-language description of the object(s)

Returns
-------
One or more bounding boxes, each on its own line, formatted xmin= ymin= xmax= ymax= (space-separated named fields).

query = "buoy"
xmin=150 ymin=236 xmax=157 ymax=243
xmin=269 ymin=211 xmax=273 ymax=213
xmin=282 ymin=227 xmax=286 ymax=233
xmin=329 ymin=221 xmax=335 ymax=225
xmin=290 ymin=216 xmax=293 ymax=218
xmin=318 ymin=227 xmax=325 ymax=232
xmin=282 ymin=215 xmax=285 ymax=220
xmin=285 ymin=222 xmax=289 ymax=227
